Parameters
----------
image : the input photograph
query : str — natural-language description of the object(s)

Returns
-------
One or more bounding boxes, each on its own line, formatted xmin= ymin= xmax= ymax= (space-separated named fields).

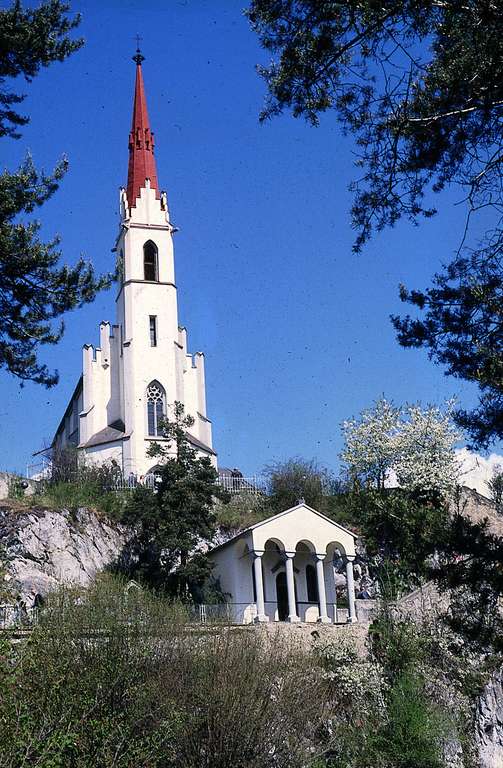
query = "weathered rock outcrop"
xmin=0 ymin=505 xmax=127 ymax=605
xmin=475 ymin=669 xmax=503 ymax=768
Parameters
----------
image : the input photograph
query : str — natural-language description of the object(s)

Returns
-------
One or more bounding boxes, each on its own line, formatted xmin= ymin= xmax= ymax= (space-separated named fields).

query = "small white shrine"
xmin=207 ymin=503 xmax=358 ymax=624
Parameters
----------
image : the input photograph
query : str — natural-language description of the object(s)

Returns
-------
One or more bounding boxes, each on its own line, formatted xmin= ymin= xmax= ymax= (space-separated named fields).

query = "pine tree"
xmin=122 ymin=403 xmax=228 ymax=597
xmin=0 ymin=1 xmax=110 ymax=386
xmin=248 ymin=1 xmax=503 ymax=447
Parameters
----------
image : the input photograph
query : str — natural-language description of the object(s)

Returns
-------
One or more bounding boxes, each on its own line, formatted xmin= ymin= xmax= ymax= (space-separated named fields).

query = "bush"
xmin=214 ymin=492 xmax=270 ymax=532
xmin=374 ymin=670 xmax=450 ymax=768
xmin=0 ymin=578 xmax=469 ymax=768
xmin=0 ymin=576 xmax=335 ymax=768
xmin=38 ymin=463 xmax=128 ymax=518
xmin=263 ymin=458 xmax=335 ymax=514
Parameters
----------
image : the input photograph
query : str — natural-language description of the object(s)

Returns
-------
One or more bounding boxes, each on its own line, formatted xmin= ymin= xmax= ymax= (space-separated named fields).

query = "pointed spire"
xmin=126 ymin=48 xmax=160 ymax=208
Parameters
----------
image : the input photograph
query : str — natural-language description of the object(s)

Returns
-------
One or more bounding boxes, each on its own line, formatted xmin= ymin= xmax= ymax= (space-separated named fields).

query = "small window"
xmin=143 ymin=241 xmax=158 ymax=281
xmin=116 ymin=249 xmax=124 ymax=283
xmin=149 ymin=316 xmax=157 ymax=347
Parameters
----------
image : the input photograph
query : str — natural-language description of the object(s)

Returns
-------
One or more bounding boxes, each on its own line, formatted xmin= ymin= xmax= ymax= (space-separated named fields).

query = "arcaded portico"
xmin=207 ymin=503 xmax=358 ymax=624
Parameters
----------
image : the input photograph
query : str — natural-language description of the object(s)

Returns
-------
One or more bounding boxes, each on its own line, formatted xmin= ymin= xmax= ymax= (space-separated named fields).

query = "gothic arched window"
xmin=143 ymin=241 xmax=158 ymax=281
xmin=146 ymin=380 xmax=165 ymax=436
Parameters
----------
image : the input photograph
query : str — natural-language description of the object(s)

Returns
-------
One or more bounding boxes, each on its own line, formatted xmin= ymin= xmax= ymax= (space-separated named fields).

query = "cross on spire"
xmin=132 ymin=35 xmax=144 ymax=65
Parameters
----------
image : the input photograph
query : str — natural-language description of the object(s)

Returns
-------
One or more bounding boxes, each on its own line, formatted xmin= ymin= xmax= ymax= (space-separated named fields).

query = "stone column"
xmin=253 ymin=551 xmax=268 ymax=623
xmin=285 ymin=552 xmax=300 ymax=623
xmin=315 ymin=554 xmax=331 ymax=623
xmin=346 ymin=556 xmax=357 ymax=623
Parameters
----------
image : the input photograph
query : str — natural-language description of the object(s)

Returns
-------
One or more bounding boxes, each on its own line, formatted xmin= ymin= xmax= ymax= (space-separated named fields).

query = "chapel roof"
xmin=208 ymin=503 xmax=357 ymax=555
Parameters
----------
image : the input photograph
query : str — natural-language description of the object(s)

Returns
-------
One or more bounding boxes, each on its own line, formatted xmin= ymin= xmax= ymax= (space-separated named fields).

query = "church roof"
xmin=127 ymin=50 xmax=160 ymax=208
xmin=80 ymin=425 xmax=128 ymax=449
xmin=186 ymin=432 xmax=217 ymax=456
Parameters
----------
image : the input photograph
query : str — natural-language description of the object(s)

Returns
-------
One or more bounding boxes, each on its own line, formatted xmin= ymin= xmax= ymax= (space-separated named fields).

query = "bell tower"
xmin=112 ymin=49 xmax=214 ymax=474
xmin=53 ymin=48 xmax=215 ymax=475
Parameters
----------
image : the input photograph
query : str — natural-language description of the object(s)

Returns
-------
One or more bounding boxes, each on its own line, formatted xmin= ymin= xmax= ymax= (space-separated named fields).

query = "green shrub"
xmin=38 ymin=477 xmax=127 ymax=517
xmin=7 ymin=476 xmax=27 ymax=500
xmin=373 ymin=670 xmax=450 ymax=768
xmin=0 ymin=576 xmax=334 ymax=768
xmin=214 ymin=492 xmax=270 ymax=532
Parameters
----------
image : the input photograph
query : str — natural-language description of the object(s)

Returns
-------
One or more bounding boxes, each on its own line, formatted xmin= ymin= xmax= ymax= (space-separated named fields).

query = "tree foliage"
xmin=434 ymin=502 xmax=503 ymax=653
xmin=248 ymin=1 xmax=503 ymax=446
xmin=341 ymin=397 xmax=461 ymax=495
xmin=121 ymin=403 xmax=228 ymax=597
xmin=341 ymin=487 xmax=450 ymax=597
xmin=0 ymin=1 xmax=110 ymax=386
xmin=392 ymin=243 xmax=503 ymax=448
xmin=0 ymin=0 xmax=83 ymax=138
xmin=263 ymin=456 xmax=334 ymax=513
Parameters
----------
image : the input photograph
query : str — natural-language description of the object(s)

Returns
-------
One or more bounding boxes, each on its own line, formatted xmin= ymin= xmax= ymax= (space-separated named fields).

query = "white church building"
xmin=52 ymin=51 xmax=215 ymax=477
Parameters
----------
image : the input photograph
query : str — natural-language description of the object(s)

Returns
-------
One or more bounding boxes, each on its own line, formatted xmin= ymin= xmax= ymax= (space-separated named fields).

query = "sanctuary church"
xmin=52 ymin=51 xmax=215 ymax=477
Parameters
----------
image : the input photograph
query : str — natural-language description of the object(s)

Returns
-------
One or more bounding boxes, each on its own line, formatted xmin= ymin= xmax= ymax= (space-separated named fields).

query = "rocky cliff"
xmin=475 ymin=669 xmax=503 ymax=768
xmin=0 ymin=504 xmax=127 ymax=606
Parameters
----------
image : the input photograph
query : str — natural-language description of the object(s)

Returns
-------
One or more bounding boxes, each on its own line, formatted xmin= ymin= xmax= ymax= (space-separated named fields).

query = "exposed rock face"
xmin=0 ymin=505 xmax=127 ymax=605
xmin=476 ymin=669 xmax=503 ymax=768
xmin=453 ymin=486 xmax=503 ymax=538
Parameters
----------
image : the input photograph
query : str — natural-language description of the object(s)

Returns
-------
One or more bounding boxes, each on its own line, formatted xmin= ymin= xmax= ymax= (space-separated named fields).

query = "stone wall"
xmin=0 ymin=472 xmax=39 ymax=502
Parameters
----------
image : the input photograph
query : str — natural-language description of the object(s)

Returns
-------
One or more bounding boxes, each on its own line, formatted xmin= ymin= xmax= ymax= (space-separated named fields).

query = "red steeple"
xmin=127 ymin=49 xmax=160 ymax=208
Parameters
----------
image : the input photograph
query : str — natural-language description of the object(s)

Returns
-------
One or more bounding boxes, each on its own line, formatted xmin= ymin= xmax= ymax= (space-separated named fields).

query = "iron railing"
xmin=26 ymin=460 xmax=264 ymax=496
xmin=0 ymin=604 xmax=40 ymax=630
xmin=217 ymin=475 xmax=264 ymax=495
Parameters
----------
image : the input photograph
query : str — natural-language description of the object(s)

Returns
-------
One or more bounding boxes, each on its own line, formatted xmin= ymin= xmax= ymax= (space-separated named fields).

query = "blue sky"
xmin=1 ymin=0 xmax=498 ymax=476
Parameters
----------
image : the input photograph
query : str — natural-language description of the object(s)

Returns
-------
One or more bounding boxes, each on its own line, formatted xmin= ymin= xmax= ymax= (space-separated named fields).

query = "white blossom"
xmin=341 ymin=398 xmax=462 ymax=494
xmin=341 ymin=398 xmax=401 ymax=489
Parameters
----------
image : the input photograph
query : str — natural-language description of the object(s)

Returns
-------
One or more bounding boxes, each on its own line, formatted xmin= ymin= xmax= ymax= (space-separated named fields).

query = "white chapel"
xmin=52 ymin=51 xmax=216 ymax=477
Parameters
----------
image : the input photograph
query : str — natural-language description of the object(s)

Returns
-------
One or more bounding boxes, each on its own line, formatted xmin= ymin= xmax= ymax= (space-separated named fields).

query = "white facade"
xmin=207 ymin=504 xmax=358 ymax=625
xmin=52 ymin=65 xmax=215 ymax=477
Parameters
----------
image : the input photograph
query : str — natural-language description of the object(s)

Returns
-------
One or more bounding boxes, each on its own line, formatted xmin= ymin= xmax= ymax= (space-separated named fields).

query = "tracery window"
xmin=146 ymin=380 xmax=165 ymax=436
xmin=143 ymin=241 xmax=158 ymax=281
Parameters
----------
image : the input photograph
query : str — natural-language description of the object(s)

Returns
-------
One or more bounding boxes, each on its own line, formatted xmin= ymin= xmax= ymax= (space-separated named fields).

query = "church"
xmin=52 ymin=51 xmax=216 ymax=478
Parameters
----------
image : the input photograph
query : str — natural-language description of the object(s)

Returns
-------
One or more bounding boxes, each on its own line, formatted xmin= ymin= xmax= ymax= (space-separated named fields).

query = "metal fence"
xmin=216 ymin=475 xmax=264 ymax=496
xmin=0 ymin=604 xmax=40 ymax=630
xmin=26 ymin=460 xmax=264 ymax=496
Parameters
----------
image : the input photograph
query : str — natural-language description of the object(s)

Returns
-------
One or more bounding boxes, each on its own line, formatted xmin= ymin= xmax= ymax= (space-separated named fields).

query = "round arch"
xmin=263 ymin=537 xmax=286 ymax=554
xmin=324 ymin=540 xmax=349 ymax=563
xmin=295 ymin=538 xmax=317 ymax=554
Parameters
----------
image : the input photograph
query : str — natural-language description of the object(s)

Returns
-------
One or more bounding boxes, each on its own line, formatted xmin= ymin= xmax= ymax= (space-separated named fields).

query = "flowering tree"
xmin=341 ymin=399 xmax=401 ymax=490
xmin=341 ymin=398 xmax=461 ymax=496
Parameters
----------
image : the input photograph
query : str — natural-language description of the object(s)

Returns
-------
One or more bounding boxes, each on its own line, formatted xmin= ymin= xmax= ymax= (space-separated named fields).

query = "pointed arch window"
xmin=143 ymin=241 xmax=158 ymax=281
xmin=146 ymin=380 xmax=165 ymax=436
